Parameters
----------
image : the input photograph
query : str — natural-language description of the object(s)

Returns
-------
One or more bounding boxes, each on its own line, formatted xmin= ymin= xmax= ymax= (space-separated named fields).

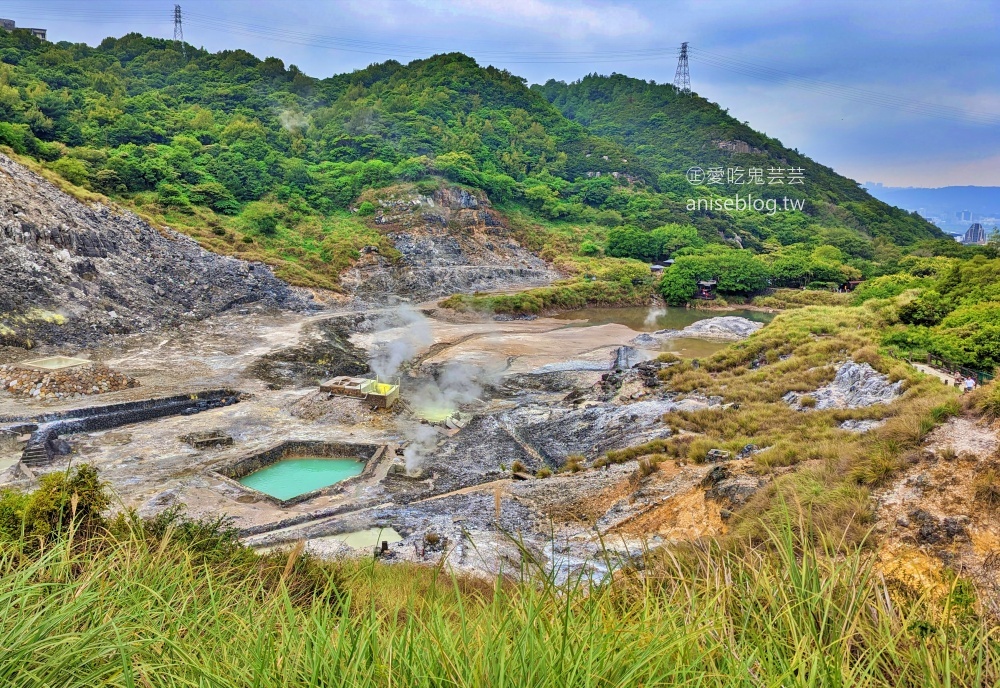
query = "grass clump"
xmin=440 ymin=256 xmax=653 ymax=315
xmin=752 ymin=287 xmax=852 ymax=309
xmin=969 ymin=380 xmax=1000 ymax=423
xmin=0 ymin=478 xmax=994 ymax=686
xmin=560 ymin=454 xmax=585 ymax=473
xmin=974 ymin=467 xmax=1000 ymax=508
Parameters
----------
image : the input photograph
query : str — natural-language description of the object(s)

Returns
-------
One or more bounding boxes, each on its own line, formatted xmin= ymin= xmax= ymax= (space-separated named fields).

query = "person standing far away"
xmin=965 ymin=377 xmax=975 ymax=394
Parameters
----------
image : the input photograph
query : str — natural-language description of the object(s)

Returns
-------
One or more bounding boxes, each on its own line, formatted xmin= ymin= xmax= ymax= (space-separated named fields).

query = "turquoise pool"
xmin=238 ymin=458 xmax=364 ymax=500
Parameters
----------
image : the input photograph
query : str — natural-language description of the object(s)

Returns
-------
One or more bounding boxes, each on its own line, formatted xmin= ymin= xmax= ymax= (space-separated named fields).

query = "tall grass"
xmin=0 ymin=509 xmax=995 ymax=687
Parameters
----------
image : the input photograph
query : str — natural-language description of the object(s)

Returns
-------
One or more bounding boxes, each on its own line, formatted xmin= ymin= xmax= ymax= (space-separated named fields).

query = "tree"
xmin=659 ymin=267 xmax=697 ymax=305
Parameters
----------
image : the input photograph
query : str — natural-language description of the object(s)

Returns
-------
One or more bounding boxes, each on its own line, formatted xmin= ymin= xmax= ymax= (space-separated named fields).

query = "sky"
xmin=6 ymin=0 xmax=1000 ymax=187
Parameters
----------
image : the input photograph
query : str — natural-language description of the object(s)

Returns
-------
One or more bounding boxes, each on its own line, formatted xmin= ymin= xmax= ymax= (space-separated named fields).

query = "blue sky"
xmin=8 ymin=0 xmax=1000 ymax=187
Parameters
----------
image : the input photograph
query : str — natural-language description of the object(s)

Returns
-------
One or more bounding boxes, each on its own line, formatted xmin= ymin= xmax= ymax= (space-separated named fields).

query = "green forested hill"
xmin=536 ymin=74 xmax=941 ymax=246
xmin=0 ymin=28 xmax=949 ymax=291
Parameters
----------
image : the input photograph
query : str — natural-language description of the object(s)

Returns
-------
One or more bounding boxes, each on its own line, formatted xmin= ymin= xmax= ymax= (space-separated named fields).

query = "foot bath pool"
xmin=238 ymin=458 xmax=364 ymax=501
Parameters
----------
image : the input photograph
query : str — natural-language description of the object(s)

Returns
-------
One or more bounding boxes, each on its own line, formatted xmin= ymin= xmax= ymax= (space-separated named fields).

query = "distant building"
xmin=962 ymin=222 xmax=987 ymax=245
xmin=0 ymin=18 xmax=46 ymax=41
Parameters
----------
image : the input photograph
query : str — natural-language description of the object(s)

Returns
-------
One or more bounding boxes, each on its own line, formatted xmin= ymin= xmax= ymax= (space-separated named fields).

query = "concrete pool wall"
xmin=213 ymin=440 xmax=389 ymax=507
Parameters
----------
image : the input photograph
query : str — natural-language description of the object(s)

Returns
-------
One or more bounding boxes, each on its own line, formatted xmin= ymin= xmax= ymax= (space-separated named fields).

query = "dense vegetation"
xmin=0 ymin=461 xmax=997 ymax=686
xmin=537 ymin=74 xmax=940 ymax=247
xmin=849 ymin=255 xmax=1000 ymax=372
xmin=0 ymin=25 xmax=995 ymax=362
xmin=0 ymin=28 xmax=947 ymax=293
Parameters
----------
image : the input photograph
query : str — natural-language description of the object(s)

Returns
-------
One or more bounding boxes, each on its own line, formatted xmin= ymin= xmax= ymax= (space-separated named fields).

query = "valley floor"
xmin=1 ymin=301 xmax=748 ymax=577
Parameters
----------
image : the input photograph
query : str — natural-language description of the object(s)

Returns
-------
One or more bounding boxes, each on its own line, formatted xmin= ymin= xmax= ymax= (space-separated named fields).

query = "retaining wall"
xmin=18 ymin=390 xmax=244 ymax=466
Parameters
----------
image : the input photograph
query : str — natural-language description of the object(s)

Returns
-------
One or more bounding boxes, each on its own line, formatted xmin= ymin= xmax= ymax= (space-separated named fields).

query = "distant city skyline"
xmin=5 ymin=0 xmax=999 ymax=187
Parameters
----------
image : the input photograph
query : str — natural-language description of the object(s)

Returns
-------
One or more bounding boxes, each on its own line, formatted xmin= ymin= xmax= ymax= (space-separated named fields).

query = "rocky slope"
xmin=340 ymin=185 xmax=557 ymax=303
xmin=0 ymin=154 xmax=305 ymax=347
xmin=783 ymin=361 xmax=903 ymax=410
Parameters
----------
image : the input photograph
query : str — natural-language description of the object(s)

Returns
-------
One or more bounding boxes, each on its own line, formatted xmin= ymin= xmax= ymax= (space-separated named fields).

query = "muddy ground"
xmin=0 ymin=304 xmax=763 ymax=578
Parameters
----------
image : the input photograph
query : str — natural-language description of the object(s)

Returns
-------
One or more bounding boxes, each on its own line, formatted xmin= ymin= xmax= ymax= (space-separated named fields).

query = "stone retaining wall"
xmin=0 ymin=363 xmax=138 ymax=400
xmin=17 ymin=389 xmax=243 ymax=466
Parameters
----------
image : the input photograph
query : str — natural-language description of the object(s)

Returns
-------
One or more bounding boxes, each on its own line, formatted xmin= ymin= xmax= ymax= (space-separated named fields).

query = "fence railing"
xmin=887 ymin=348 xmax=996 ymax=385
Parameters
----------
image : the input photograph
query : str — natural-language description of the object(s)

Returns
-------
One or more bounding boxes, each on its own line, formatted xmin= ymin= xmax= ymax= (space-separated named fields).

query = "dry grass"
xmin=602 ymin=305 xmax=963 ymax=546
xmin=974 ymin=466 xmax=1000 ymax=509
xmin=752 ymin=288 xmax=853 ymax=309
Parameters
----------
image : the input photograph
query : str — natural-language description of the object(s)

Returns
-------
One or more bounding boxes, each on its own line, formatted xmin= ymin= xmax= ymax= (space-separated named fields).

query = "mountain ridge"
xmin=0 ymin=30 xmax=947 ymax=292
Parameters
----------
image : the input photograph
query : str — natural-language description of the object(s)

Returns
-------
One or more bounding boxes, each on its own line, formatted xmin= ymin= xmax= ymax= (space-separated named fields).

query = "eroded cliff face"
xmin=340 ymin=184 xmax=557 ymax=303
xmin=0 ymin=154 xmax=304 ymax=347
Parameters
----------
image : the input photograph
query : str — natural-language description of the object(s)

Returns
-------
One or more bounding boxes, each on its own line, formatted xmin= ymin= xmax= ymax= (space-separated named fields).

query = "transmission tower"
xmin=673 ymin=42 xmax=691 ymax=95
xmin=173 ymin=5 xmax=185 ymax=57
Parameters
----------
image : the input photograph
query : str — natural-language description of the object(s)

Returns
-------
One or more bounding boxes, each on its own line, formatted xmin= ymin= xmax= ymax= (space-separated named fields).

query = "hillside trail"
xmin=910 ymin=362 xmax=958 ymax=386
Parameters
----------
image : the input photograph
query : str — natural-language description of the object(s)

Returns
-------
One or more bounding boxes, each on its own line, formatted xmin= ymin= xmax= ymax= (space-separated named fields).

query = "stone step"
xmin=21 ymin=446 xmax=49 ymax=465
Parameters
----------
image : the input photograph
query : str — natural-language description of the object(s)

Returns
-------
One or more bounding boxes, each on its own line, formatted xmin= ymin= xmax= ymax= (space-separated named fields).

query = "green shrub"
xmin=241 ymin=201 xmax=282 ymax=236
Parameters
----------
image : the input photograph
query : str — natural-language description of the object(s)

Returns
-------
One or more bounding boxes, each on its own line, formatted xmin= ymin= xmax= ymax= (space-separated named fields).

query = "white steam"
xmin=644 ymin=306 xmax=666 ymax=328
xmin=399 ymin=361 xmax=491 ymax=475
xmin=368 ymin=306 xmax=495 ymax=475
xmin=369 ymin=305 xmax=433 ymax=381
xmin=400 ymin=421 xmax=439 ymax=475
xmin=410 ymin=361 xmax=486 ymax=416
xmin=279 ymin=109 xmax=310 ymax=133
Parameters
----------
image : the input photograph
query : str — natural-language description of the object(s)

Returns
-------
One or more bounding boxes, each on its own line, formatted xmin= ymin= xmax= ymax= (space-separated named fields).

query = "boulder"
xmin=630 ymin=316 xmax=764 ymax=347
xmin=784 ymin=361 xmax=903 ymax=411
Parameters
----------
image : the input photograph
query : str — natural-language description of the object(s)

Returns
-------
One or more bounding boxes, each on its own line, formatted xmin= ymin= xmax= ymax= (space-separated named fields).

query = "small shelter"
xmin=695 ymin=279 xmax=717 ymax=300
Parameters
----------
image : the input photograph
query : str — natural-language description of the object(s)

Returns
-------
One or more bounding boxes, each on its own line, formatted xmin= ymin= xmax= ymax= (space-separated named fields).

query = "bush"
xmin=49 ymin=156 xmax=90 ymax=187
xmin=241 ymin=201 xmax=282 ymax=236
xmin=356 ymin=200 xmax=377 ymax=216
xmin=0 ymin=464 xmax=108 ymax=547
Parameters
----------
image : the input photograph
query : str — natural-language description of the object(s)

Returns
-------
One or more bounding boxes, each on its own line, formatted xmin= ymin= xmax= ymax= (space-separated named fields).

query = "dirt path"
xmin=910 ymin=362 xmax=960 ymax=386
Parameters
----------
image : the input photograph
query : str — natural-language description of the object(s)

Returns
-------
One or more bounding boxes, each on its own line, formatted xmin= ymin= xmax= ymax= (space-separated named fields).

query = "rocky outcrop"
xmin=0 ymin=153 xmax=304 ymax=346
xmin=784 ymin=361 xmax=903 ymax=410
xmin=340 ymin=185 xmax=557 ymax=302
xmin=630 ymin=316 xmax=764 ymax=347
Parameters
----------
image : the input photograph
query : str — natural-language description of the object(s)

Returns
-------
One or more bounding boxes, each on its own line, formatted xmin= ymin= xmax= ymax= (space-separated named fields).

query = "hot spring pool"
xmin=238 ymin=458 xmax=364 ymax=500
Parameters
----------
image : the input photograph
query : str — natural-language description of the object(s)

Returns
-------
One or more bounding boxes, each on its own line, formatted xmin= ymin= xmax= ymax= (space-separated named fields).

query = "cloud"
xmin=414 ymin=0 xmax=649 ymax=38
